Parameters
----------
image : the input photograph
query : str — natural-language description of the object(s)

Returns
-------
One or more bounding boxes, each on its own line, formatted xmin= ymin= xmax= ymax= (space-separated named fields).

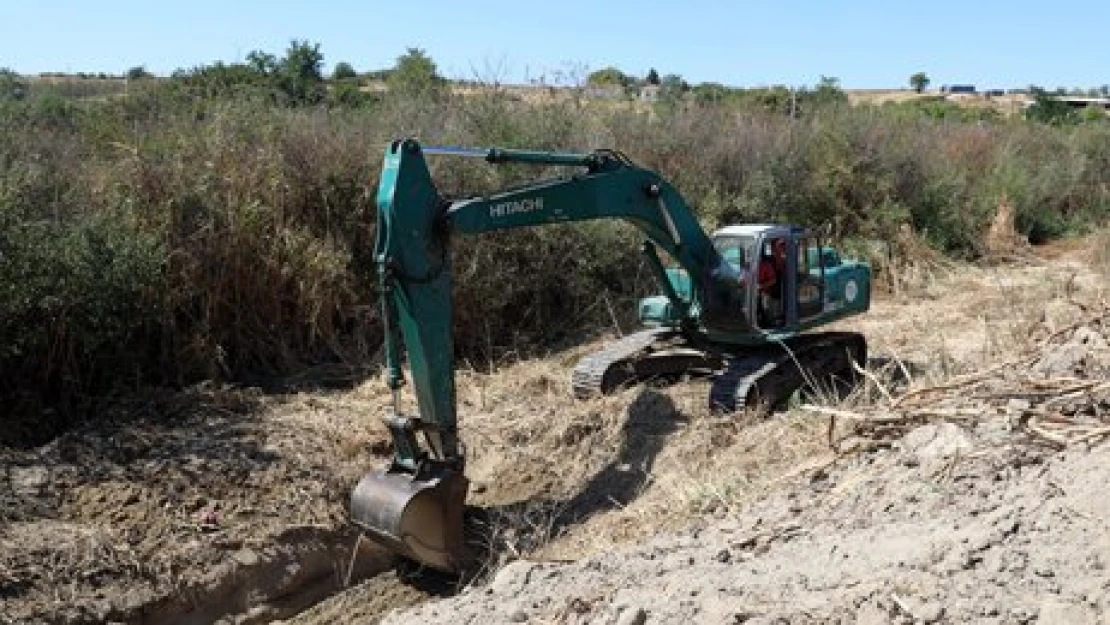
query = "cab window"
xmin=712 ymin=235 xmax=754 ymax=272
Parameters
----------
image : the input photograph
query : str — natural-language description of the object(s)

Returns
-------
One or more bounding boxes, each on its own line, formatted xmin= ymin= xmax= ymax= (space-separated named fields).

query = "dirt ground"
xmin=387 ymin=429 xmax=1110 ymax=624
xmin=2 ymin=239 xmax=1107 ymax=624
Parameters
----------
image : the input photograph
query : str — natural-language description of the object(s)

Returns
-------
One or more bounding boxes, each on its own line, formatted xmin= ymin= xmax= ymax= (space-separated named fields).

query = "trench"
xmin=129 ymin=386 xmax=697 ymax=624
xmin=130 ymin=527 xmax=440 ymax=625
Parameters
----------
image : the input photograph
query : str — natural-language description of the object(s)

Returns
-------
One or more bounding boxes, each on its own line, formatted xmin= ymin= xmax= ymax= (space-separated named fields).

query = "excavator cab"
xmin=705 ymin=225 xmax=869 ymax=336
xmin=639 ymin=225 xmax=854 ymax=335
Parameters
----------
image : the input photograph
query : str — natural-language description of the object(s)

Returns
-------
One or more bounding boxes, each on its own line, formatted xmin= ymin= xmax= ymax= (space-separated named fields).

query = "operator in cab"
xmin=758 ymin=237 xmax=787 ymax=327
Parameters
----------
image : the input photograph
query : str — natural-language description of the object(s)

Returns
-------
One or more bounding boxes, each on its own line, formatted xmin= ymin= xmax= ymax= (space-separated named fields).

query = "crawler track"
xmin=571 ymin=329 xmax=721 ymax=398
xmin=709 ymin=332 xmax=866 ymax=413
xmin=573 ymin=329 xmax=866 ymax=414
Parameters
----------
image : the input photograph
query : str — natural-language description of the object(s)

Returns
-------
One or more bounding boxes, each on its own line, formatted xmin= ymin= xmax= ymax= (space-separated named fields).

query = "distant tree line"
xmin=583 ymin=65 xmax=849 ymax=115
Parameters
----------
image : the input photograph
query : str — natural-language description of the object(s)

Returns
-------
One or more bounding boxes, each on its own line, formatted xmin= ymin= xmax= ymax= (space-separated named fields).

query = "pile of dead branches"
xmin=807 ymin=308 xmax=1110 ymax=452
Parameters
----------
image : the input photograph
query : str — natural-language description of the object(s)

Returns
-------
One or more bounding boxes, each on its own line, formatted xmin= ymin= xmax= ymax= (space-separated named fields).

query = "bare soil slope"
xmin=388 ymin=430 xmax=1110 ymax=624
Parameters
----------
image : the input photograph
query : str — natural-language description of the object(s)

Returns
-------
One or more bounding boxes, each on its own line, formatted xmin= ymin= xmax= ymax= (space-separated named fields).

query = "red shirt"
xmin=759 ymin=257 xmax=785 ymax=291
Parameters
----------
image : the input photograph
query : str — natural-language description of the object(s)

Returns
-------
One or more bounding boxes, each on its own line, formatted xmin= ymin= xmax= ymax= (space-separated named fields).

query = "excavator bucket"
xmin=350 ymin=467 xmax=470 ymax=573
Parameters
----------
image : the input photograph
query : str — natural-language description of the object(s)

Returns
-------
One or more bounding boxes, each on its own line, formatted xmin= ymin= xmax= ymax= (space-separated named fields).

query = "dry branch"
xmin=818 ymin=305 xmax=1110 ymax=452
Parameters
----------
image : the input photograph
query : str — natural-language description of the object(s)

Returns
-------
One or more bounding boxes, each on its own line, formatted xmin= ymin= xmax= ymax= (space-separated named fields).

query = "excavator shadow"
xmin=456 ymin=388 xmax=687 ymax=582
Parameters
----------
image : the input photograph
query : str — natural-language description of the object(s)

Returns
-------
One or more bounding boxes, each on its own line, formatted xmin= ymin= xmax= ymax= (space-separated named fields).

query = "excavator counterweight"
xmin=352 ymin=139 xmax=871 ymax=572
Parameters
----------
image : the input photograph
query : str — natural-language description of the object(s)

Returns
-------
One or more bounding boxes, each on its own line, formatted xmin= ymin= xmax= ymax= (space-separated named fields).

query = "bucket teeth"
xmin=350 ymin=466 xmax=469 ymax=573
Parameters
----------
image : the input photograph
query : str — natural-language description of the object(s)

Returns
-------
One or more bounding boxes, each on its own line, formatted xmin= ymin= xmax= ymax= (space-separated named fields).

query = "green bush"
xmin=0 ymin=69 xmax=26 ymax=101
xmin=0 ymin=212 xmax=164 ymax=442
xmin=1025 ymin=91 xmax=1079 ymax=125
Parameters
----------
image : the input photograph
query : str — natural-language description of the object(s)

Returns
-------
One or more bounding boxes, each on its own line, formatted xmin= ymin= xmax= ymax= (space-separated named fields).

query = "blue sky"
xmin=1 ymin=0 xmax=1106 ymax=89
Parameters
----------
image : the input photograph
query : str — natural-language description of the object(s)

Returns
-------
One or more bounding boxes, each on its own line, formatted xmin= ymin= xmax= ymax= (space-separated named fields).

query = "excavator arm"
xmin=352 ymin=138 xmax=747 ymax=571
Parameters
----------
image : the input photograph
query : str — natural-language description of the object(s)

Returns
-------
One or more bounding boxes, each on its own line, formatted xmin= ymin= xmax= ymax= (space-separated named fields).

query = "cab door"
xmin=794 ymin=234 xmax=824 ymax=322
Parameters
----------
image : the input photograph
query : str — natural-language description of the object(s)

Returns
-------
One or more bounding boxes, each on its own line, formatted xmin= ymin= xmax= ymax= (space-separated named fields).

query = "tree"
xmin=586 ymin=66 xmax=630 ymax=88
xmin=246 ymin=50 xmax=278 ymax=75
xmin=817 ymin=75 xmax=841 ymax=91
xmin=811 ymin=75 xmax=847 ymax=107
xmin=693 ymin=82 xmax=732 ymax=106
xmin=169 ymin=60 xmax=270 ymax=100
xmin=653 ymin=74 xmax=691 ymax=113
xmin=1025 ymin=90 xmax=1078 ymax=125
xmin=277 ymin=40 xmax=325 ymax=105
xmin=332 ymin=61 xmax=357 ymax=81
xmin=1080 ymin=104 xmax=1105 ymax=123
xmin=645 ymin=68 xmax=660 ymax=85
xmin=126 ymin=66 xmax=152 ymax=80
xmin=909 ymin=72 xmax=930 ymax=93
xmin=659 ymin=74 xmax=689 ymax=100
xmin=0 ymin=68 xmax=26 ymax=100
xmin=330 ymin=81 xmax=370 ymax=107
xmin=388 ymin=48 xmax=442 ymax=96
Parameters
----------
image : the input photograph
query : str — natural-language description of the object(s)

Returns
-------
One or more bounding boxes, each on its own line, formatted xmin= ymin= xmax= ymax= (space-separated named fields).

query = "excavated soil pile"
xmin=384 ymin=311 xmax=1110 ymax=625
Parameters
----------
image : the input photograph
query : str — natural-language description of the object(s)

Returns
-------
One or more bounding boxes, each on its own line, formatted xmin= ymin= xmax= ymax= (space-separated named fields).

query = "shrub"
xmin=0 ymin=69 xmax=26 ymax=100
xmin=1025 ymin=91 xmax=1078 ymax=125
xmin=0 ymin=212 xmax=164 ymax=442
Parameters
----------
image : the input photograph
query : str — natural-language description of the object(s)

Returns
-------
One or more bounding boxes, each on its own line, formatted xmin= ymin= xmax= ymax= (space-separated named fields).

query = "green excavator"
xmin=351 ymin=138 xmax=871 ymax=572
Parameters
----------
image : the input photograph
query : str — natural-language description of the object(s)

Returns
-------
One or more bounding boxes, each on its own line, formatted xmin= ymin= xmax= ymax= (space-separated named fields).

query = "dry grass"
xmin=0 ymin=520 xmax=172 ymax=614
xmin=809 ymin=303 xmax=1110 ymax=454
